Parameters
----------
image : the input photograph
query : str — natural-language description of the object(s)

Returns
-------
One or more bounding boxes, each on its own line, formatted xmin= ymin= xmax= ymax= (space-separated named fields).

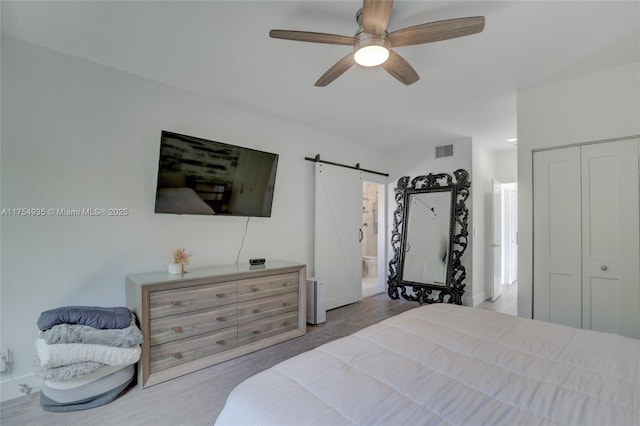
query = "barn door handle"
xmin=359 ymin=228 xmax=363 ymax=242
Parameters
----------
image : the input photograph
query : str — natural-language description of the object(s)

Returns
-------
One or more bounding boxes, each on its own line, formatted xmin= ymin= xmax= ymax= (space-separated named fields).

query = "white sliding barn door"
xmin=581 ymin=139 xmax=640 ymax=337
xmin=314 ymin=163 xmax=363 ymax=310
xmin=533 ymin=147 xmax=582 ymax=328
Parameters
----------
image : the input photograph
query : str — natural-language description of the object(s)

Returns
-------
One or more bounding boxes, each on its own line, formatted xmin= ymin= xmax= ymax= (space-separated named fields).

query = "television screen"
xmin=154 ymin=131 xmax=278 ymax=217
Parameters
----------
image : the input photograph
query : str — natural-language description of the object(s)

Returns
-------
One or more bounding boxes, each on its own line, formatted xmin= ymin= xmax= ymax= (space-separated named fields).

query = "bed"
xmin=215 ymin=304 xmax=640 ymax=425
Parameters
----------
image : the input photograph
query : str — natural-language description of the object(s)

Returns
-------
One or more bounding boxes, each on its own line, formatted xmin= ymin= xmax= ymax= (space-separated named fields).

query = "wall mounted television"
xmin=154 ymin=131 xmax=278 ymax=217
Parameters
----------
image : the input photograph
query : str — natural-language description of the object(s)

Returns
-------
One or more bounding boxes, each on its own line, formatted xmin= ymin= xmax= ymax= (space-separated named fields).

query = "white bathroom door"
xmin=314 ymin=163 xmax=363 ymax=310
xmin=491 ymin=179 xmax=502 ymax=301
xmin=506 ymin=187 xmax=518 ymax=284
xmin=581 ymin=138 xmax=640 ymax=338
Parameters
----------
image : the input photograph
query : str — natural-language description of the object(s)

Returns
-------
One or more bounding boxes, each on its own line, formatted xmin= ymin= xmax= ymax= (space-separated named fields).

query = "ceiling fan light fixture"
xmin=355 ymin=45 xmax=389 ymax=66
xmin=353 ymin=33 xmax=390 ymax=67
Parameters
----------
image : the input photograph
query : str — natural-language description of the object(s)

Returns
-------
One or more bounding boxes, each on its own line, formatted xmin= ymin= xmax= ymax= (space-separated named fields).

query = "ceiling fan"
xmin=269 ymin=0 xmax=485 ymax=87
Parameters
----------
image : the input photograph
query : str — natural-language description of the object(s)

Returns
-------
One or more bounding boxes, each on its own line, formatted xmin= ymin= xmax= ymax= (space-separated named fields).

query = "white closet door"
xmin=533 ymin=147 xmax=582 ymax=328
xmin=314 ymin=163 xmax=363 ymax=310
xmin=581 ymin=139 xmax=640 ymax=338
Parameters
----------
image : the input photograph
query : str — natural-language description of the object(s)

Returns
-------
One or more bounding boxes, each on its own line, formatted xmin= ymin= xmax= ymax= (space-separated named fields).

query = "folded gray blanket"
xmin=37 ymin=306 xmax=132 ymax=331
xmin=39 ymin=323 xmax=143 ymax=347
xmin=33 ymin=356 xmax=106 ymax=381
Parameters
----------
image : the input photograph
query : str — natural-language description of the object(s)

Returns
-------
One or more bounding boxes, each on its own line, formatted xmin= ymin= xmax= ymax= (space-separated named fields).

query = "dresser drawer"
xmin=149 ymin=327 xmax=237 ymax=373
xmin=238 ymin=273 xmax=298 ymax=302
xmin=149 ymin=281 xmax=237 ymax=319
xmin=238 ymin=311 xmax=298 ymax=346
xmin=150 ymin=304 xmax=238 ymax=346
xmin=237 ymin=292 xmax=298 ymax=324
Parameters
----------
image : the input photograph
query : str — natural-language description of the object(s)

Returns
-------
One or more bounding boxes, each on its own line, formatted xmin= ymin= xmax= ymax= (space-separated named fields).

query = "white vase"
xmin=168 ymin=263 xmax=183 ymax=275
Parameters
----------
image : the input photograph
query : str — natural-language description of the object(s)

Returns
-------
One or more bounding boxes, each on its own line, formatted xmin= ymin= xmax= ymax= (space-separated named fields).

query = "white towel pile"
xmin=33 ymin=306 xmax=143 ymax=411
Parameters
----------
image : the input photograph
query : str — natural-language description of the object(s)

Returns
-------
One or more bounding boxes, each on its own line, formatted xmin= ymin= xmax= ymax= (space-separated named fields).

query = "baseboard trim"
xmin=1 ymin=373 xmax=41 ymax=402
xmin=470 ymin=291 xmax=487 ymax=307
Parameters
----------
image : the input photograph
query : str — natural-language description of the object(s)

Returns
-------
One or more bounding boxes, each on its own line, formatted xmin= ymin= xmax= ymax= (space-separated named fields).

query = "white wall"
xmin=387 ymin=139 xmax=474 ymax=305
xmin=517 ymin=61 xmax=640 ymax=319
xmin=0 ymin=37 xmax=389 ymax=401
xmin=470 ymin=143 xmax=496 ymax=306
xmin=493 ymin=148 xmax=517 ymax=184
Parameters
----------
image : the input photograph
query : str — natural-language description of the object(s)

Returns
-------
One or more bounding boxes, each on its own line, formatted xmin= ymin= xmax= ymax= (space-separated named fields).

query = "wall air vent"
xmin=435 ymin=144 xmax=454 ymax=158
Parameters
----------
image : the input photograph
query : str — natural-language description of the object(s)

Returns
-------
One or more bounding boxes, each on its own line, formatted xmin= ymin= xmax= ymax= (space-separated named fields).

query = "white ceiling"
xmin=2 ymin=1 xmax=639 ymax=152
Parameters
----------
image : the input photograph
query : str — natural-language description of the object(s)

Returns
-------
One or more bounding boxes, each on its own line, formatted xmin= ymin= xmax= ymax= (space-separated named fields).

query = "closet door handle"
xmin=601 ymin=265 xmax=608 ymax=271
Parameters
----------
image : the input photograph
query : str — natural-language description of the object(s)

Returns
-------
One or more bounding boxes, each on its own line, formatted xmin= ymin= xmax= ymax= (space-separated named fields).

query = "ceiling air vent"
xmin=435 ymin=144 xmax=454 ymax=158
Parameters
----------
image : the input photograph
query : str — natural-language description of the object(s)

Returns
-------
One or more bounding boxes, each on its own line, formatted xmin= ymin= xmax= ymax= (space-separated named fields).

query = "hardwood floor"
xmin=0 ymin=293 xmax=416 ymax=426
xmin=477 ymin=283 xmax=518 ymax=316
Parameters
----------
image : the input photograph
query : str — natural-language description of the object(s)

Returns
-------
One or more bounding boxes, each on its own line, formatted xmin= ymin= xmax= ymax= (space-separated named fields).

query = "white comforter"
xmin=215 ymin=304 xmax=640 ymax=426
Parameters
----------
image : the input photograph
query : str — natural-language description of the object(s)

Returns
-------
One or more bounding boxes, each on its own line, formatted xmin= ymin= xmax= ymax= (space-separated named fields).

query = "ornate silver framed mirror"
xmin=388 ymin=169 xmax=470 ymax=304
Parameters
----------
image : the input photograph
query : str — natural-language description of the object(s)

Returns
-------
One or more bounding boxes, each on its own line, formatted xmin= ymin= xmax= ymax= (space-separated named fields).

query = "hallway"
xmin=478 ymin=283 xmax=517 ymax=316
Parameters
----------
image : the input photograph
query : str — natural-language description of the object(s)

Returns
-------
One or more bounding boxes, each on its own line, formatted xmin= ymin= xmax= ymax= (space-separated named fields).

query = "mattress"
xmin=215 ymin=304 xmax=640 ymax=426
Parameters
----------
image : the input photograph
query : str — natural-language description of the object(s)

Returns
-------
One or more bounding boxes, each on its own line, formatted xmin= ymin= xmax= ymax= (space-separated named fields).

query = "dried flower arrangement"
xmin=171 ymin=248 xmax=192 ymax=273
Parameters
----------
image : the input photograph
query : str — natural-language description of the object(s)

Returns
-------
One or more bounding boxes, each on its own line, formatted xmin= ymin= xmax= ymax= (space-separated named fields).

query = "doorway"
xmin=314 ymin=162 xmax=387 ymax=310
xmin=490 ymin=181 xmax=518 ymax=312
xmin=361 ymin=181 xmax=385 ymax=298
xmin=493 ymin=182 xmax=518 ymax=314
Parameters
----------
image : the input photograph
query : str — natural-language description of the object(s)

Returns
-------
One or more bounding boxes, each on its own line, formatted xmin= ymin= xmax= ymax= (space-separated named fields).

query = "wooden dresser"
xmin=126 ymin=261 xmax=306 ymax=388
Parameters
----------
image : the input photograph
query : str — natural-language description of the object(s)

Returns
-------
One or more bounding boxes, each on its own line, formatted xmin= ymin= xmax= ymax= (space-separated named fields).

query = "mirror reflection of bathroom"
xmin=362 ymin=181 xmax=385 ymax=298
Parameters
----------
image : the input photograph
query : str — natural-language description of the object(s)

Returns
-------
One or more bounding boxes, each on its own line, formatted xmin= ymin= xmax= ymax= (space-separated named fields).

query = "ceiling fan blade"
xmin=269 ymin=30 xmax=355 ymax=45
xmin=389 ymin=16 xmax=485 ymax=47
xmin=315 ymin=53 xmax=356 ymax=87
xmin=381 ymin=50 xmax=419 ymax=85
xmin=362 ymin=0 xmax=394 ymax=35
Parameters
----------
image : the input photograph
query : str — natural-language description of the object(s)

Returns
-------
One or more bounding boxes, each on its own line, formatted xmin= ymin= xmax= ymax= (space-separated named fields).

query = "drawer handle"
xmin=216 ymin=293 xmax=225 ymax=298
xmin=216 ymin=340 xmax=226 ymax=346
xmin=216 ymin=316 xmax=225 ymax=322
xmin=171 ymin=326 xmax=183 ymax=333
xmin=170 ymin=300 xmax=182 ymax=306
xmin=283 ymin=321 xmax=290 ymax=326
xmin=252 ymin=309 xmax=260 ymax=314
xmin=251 ymin=287 xmax=259 ymax=292
xmin=282 ymin=282 xmax=291 ymax=287
xmin=171 ymin=352 xmax=183 ymax=359
xmin=252 ymin=330 xmax=261 ymax=335
xmin=282 ymin=302 xmax=289 ymax=307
